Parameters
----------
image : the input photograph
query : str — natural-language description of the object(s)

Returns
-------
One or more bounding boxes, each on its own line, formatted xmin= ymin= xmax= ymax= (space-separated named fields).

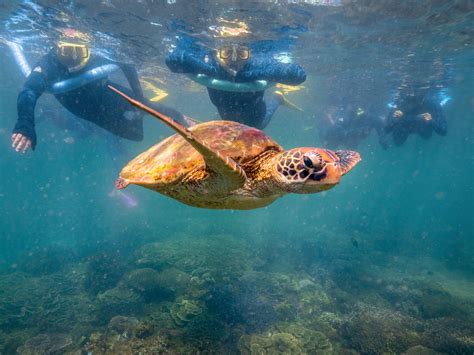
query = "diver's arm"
xmin=374 ymin=116 xmax=390 ymax=149
xmin=116 ymin=63 xmax=144 ymax=101
xmin=147 ymin=102 xmax=191 ymax=126
xmin=166 ymin=49 xmax=218 ymax=76
xmin=425 ymin=99 xmax=448 ymax=135
xmin=432 ymin=114 xmax=447 ymax=136
xmin=13 ymin=61 xmax=49 ymax=150
xmin=237 ymin=58 xmax=306 ymax=85
xmin=384 ymin=107 xmax=401 ymax=130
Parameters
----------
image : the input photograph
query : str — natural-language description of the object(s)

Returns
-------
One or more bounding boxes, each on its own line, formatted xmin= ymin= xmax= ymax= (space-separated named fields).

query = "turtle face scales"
xmin=275 ymin=148 xmax=360 ymax=193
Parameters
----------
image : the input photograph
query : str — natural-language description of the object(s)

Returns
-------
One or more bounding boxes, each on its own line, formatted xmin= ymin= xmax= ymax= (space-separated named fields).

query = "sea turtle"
xmin=110 ymin=86 xmax=361 ymax=210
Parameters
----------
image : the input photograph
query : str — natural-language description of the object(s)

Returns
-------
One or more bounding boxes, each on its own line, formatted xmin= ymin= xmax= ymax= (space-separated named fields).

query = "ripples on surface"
xmin=1 ymin=0 xmax=472 ymax=85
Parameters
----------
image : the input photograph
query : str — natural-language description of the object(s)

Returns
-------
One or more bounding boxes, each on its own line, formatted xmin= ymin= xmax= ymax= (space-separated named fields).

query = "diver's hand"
xmin=420 ymin=112 xmax=432 ymax=121
xmin=393 ymin=110 xmax=404 ymax=118
xmin=11 ymin=133 xmax=32 ymax=153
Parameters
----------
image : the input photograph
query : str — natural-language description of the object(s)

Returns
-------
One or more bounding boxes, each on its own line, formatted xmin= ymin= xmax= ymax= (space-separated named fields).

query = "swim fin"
xmin=274 ymin=90 xmax=304 ymax=112
xmin=141 ymin=79 xmax=169 ymax=102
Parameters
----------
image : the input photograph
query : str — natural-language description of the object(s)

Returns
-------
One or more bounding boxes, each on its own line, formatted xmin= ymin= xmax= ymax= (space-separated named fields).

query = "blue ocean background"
xmin=0 ymin=1 xmax=473 ymax=353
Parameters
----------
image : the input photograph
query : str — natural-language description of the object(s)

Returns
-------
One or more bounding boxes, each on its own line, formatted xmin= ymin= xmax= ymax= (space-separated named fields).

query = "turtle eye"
xmin=303 ymin=156 xmax=313 ymax=168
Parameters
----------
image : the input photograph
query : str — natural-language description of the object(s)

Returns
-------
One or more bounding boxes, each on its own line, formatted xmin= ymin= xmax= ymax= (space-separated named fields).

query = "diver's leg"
xmin=378 ymin=129 xmax=391 ymax=150
xmin=112 ymin=111 xmax=144 ymax=141
xmin=393 ymin=128 xmax=409 ymax=146
xmin=419 ymin=126 xmax=433 ymax=140
xmin=431 ymin=111 xmax=448 ymax=136
xmin=374 ymin=118 xmax=389 ymax=149
xmin=97 ymin=84 xmax=145 ymax=141
xmin=424 ymin=96 xmax=448 ymax=136
xmin=260 ymin=93 xmax=282 ymax=129
xmin=105 ymin=82 xmax=191 ymax=135
xmin=146 ymin=102 xmax=189 ymax=126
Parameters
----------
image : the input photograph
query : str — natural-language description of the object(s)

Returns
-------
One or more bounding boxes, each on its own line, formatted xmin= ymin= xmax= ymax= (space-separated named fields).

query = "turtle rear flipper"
xmin=109 ymin=85 xmax=247 ymax=189
xmin=115 ymin=177 xmax=130 ymax=190
xmin=335 ymin=150 xmax=361 ymax=175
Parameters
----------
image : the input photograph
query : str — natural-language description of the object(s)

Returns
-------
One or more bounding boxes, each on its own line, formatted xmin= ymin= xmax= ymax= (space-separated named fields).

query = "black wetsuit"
xmin=166 ymin=40 xmax=306 ymax=129
xmin=322 ymin=111 xmax=380 ymax=149
xmin=381 ymin=94 xmax=448 ymax=147
xmin=13 ymin=51 xmax=185 ymax=149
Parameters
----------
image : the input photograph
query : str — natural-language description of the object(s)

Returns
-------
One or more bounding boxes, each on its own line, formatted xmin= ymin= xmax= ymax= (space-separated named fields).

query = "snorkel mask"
xmin=216 ymin=43 xmax=250 ymax=77
xmin=56 ymin=29 xmax=91 ymax=72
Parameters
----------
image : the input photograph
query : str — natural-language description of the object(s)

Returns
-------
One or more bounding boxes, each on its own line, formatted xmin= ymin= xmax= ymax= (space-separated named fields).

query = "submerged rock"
xmin=16 ymin=333 xmax=73 ymax=355
xmin=107 ymin=316 xmax=139 ymax=335
xmin=107 ymin=316 xmax=155 ymax=339
xmin=122 ymin=268 xmax=174 ymax=301
xmin=96 ymin=286 xmax=143 ymax=322
xmin=84 ymin=251 xmax=127 ymax=295
xmin=402 ymin=345 xmax=441 ymax=355
xmin=124 ymin=268 xmax=162 ymax=293
xmin=133 ymin=235 xmax=258 ymax=283
xmin=238 ymin=324 xmax=332 ymax=355
xmin=84 ymin=329 xmax=166 ymax=354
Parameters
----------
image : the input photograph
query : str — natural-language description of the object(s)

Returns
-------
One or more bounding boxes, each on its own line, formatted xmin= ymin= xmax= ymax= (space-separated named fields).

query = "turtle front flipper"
xmin=108 ymin=85 xmax=247 ymax=189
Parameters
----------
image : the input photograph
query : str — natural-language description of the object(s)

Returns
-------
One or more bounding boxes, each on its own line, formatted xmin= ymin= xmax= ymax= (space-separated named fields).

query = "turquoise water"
xmin=0 ymin=1 xmax=473 ymax=353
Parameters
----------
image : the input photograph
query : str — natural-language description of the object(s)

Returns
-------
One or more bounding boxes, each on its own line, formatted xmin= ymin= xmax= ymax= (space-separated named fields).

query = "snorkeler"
xmin=166 ymin=38 xmax=306 ymax=129
xmin=320 ymin=103 xmax=382 ymax=149
xmin=379 ymin=89 xmax=448 ymax=148
xmin=10 ymin=28 xmax=185 ymax=153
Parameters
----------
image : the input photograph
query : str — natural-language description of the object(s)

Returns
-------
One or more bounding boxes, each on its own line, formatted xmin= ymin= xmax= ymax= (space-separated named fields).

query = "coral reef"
xmin=0 ymin=232 xmax=473 ymax=354
xmin=0 ymin=268 xmax=93 ymax=332
xmin=380 ymin=279 xmax=468 ymax=319
xmin=206 ymin=279 xmax=277 ymax=331
xmin=96 ymin=286 xmax=143 ymax=323
xmin=122 ymin=268 xmax=175 ymax=302
xmin=238 ymin=323 xmax=332 ymax=354
xmin=339 ymin=303 xmax=422 ymax=353
xmin=84 ymin=251 xmax=128 ymax=295
xmin=15 ymin=245 xmax=77 ymax=276
xmin=170 ymin=298 xmax=204 ymax=326
xmin=133 ymin=234 xmax=261 ymax=284
xmin=84 ymin=316 xmax=166 ymax=355
xmin=403 ymin=345 xmax=442 ymax=355
xmin=16 ymin=333 xmax=73 ymax=355
xmin=421 ymin=317 xmax=474 ymax=354
xmin=123 ymin=268 xmax=162 ymax=293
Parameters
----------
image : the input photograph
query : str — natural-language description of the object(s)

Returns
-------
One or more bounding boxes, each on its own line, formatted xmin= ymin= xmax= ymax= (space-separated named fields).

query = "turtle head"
xmin=274 ymin=148 xmax=361 ymax=193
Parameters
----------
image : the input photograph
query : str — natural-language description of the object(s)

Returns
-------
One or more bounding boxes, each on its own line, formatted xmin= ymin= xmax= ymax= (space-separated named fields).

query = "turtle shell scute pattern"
xmin=120 ymin=121 xmax=283 ymax=185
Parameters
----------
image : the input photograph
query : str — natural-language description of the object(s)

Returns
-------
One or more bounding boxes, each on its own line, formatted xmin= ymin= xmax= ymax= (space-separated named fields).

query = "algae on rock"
xmin=170 ymin=298 xmax=204 ymax=326
xmin=238 ymin=323 xmax=333 ymax=355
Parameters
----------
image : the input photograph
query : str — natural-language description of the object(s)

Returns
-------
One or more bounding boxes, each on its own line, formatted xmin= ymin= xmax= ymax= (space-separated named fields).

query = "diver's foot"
xmin=274 ymin=91 xmax=304 ymax=112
